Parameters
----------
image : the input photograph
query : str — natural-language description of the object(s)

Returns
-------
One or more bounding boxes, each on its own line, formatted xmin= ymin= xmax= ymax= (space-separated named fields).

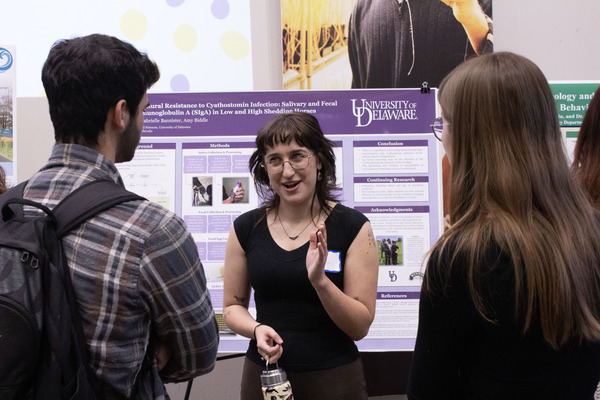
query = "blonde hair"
xmin=433 ymin=52 xmax=600 ymax=348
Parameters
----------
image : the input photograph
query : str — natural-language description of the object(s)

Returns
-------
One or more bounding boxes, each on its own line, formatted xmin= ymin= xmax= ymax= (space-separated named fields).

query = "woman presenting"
xmin=223 ymin=112 xmax=378 ymax=400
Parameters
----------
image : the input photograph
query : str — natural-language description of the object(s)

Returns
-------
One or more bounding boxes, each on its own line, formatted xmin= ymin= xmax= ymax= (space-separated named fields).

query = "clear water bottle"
xmin=261 ymin=361 xmax=293 ymax=400
xmin=230 ymin=181 xmax=242 ymax=203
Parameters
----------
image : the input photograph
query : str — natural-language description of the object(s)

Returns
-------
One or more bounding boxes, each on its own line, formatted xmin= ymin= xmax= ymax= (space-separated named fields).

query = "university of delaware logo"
xmin=0 ymin=48 xmax=13 ymax=72
xmin=351 ymin=98 xmax=418 ymax=127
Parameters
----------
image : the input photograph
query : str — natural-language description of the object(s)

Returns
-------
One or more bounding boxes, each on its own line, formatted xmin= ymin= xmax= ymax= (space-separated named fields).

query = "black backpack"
xmin=0 ymin=180 xmax=145 ymax=399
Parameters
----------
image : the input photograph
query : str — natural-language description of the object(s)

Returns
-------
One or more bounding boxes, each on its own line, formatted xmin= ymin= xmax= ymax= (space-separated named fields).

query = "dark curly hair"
xmin=249 ymin=112 xmax=338 ymax=216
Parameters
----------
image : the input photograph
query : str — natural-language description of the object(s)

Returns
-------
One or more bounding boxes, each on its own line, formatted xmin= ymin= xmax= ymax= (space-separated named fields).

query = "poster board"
xmin=123 ymin=88 xmax=442 ymax=352
xmin=549 ymin=81 xmax=600 ymax=162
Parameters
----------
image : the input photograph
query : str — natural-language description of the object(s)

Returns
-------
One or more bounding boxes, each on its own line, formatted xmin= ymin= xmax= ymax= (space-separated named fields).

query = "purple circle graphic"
xmin=166 ymin=0 xmax=185 ymax=7
xmin=170 ymin=74 xmax=190 ymax=92
xmin=211 ymin=0 xmax=230 ymax=19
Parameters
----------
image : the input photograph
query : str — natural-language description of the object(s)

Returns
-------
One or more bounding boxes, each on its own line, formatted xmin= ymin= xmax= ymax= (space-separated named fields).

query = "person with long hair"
xmin=571 ymin=84 xmax=600 ymax=400
xmin=572 ymin=85 xmax=600 ymax=209
xmin=407 ymin=52 xmax=600 ymax=399
xmin=223 ymin=112 xmax=378 ymax=399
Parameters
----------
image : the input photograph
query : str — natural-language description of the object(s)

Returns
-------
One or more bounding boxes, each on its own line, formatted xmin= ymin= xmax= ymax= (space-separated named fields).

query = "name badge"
xmin=324 ymin=250 xmax=341 ymax=273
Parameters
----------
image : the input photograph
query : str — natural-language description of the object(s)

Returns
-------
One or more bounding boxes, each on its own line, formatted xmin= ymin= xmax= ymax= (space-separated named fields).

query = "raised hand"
xmin=306 ymin=223 xmax=328 ymax=285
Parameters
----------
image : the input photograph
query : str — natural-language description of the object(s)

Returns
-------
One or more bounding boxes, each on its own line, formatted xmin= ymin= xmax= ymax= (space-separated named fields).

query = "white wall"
xmin=493 ymin=0 xmax=600 ymax=81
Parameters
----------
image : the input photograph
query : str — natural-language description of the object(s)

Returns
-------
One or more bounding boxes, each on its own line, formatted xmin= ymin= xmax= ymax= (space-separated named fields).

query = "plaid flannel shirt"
xmin=23 ymin=144 xmax=219 ymax=399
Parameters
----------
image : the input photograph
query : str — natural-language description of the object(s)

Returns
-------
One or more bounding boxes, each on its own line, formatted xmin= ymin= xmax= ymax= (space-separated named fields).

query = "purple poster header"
xmin=143 ymin=89 xmax=435 ymax=137
xmin=353 ymin=140 xmax=428 ymax=147
xmin=355 ymin=206 xmax=430 ymax=214
xmin=182 ymin=142 xmax=255 ymax=149
xmin=137 ymin=143 xmax=175 ymax=150
xmin=377 ymin=292 xmax=420 ymax=300
xmin=353 ymin=176 xmax=429 ymax=184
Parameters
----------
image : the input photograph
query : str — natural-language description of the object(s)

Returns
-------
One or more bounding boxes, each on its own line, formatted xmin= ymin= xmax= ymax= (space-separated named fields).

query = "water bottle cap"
xmin=260 ymin=367 xmax=288 ymax=386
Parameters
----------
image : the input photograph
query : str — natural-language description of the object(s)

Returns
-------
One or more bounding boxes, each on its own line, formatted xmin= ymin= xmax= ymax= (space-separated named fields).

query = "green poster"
xmin=550 ymin=82 xmax=600 ymax=127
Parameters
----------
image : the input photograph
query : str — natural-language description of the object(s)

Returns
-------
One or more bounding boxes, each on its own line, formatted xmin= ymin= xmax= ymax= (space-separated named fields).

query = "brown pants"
xmin=240 ymin=357 xmax=368 ymax=400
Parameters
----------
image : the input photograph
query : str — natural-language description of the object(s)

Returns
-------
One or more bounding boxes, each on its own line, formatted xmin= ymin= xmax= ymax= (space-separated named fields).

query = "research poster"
xmin=550 ymin=81 xmax=600 ymax=163
xmin=122 ymin=89 xmax=442 ymax=352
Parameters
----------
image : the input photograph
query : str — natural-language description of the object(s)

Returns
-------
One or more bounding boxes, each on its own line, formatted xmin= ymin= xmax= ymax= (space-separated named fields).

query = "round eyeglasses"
xmin=262 ymin=154 xmax=312 ymax=175
xmin=430 ymin=117 xmax=448 ymax=142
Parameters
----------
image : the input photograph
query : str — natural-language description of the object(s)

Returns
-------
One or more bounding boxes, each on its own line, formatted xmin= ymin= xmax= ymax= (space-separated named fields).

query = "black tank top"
xmin=234 ymin=203 xmax=368 ymax=371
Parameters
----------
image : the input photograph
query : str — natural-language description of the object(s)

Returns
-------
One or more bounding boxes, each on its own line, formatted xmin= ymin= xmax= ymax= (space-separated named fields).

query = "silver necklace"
xmin=279 ymin=217 xmax=314 ymax=240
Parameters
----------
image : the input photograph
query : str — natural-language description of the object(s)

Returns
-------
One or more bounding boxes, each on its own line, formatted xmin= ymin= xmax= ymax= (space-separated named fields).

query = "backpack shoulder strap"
xmin=53 ymin=180 xmax=146 ymax=238
xmin=45 ymin=180 xmax=143 ymax=399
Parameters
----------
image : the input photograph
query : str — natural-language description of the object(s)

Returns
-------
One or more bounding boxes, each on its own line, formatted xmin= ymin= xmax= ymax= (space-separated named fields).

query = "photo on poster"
xmin=0 ymin=80 xmax=13 ymax=163
xmin=222 ymin=177 xmax=250 ymax=204
xmin=281 ymin=0 xmax=353 ymax=90
xmin=192 ymin=176 xmax=213 ymax=207
xmin=281 ymin=0 xmax=493 ymax=90
xmin=377 ymin=235 xmax=404 ymax=267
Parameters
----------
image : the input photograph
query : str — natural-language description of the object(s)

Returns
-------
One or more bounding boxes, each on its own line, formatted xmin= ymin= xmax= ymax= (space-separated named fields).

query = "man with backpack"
xmin=12 ymin=34 xmax=219 ymax=399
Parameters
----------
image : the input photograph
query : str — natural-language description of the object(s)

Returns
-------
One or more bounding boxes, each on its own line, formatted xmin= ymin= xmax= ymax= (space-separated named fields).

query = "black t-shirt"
xmin=234 ymin=204 xmax=368 ymax=371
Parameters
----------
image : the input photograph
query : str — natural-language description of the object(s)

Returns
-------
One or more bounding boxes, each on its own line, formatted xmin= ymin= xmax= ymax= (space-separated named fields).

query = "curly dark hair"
xmin=249 ymin=112 xmax=338 ymax=216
